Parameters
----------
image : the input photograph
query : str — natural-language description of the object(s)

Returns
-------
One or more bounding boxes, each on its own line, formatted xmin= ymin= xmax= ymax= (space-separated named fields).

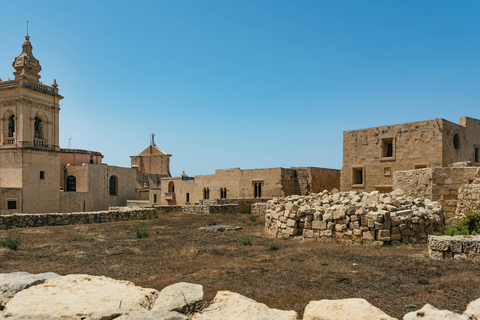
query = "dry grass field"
xmin=1 ymin=211 xmax=480 ymax=319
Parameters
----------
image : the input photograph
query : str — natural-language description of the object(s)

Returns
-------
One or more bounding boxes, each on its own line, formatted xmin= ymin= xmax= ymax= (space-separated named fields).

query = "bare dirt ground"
xmin=1 ymin=211 xmax=480 ymax=319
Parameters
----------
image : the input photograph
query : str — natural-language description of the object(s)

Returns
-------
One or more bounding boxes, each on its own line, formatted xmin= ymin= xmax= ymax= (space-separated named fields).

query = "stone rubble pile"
xmin=2 ymin=272 xmax=480 ymax=320
xmin=265 ymin=189 xmax=445 ymax=244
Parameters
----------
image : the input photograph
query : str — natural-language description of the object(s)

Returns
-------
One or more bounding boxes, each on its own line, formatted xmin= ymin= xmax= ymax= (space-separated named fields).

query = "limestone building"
xmin=341 ymin=117 xmax=480 ymax=192
xmin=0 ymin=35 xmax=63 ymax=214
xmin=0 ymin=35 xmax=138 ymax=214
xmin=158 ymin=167 xmax=340 ymax=207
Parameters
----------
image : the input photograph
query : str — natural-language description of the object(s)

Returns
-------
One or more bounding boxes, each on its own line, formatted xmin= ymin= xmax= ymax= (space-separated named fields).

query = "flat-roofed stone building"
xmin=341 ymin=117 xmax=480 ymax=193
xmin=159 ymin=167 xmax=340 ymax=207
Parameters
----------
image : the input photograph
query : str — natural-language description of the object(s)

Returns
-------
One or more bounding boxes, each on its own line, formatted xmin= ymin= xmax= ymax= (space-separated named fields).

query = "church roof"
xmin=137 ymin=143 xmax=170 ymax=156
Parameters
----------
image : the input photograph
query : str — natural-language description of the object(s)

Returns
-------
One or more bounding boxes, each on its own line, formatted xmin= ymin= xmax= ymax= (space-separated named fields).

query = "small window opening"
xmin=186 ymin=193 xmax=190 ymax=203
xmin=352 ymin=167 xmax=363 ymax=185
xmin=453 ymin=132 xmax=461 ymax=150
xmin=90 ymin=155 xmax=94 ymax=164
xmin=254 ymin=183 xmax=262 ymax=198
xmin=168 ymin=181 xmax=175 ymax=193
xmin=382 ymin=138 xmax=393 ymax=158
xmin=154 ymin=194 xmax=158 ymax=203
xmin=220 ymin=188 xmax=227 ymax=199
xmin=7 ymin=200 xmax=17 ymax=210
xmin=40 ymin=171 xmax=45 ymax=179
xmin=475 ymin=147 xmax=479 ymax=163
xmin=415 ymin=164 xmax=427 ymax=169
xmin=109 ymin=175 xmax=118 ymax=196
xmin=203 ymin=188 xmax=210 ymax=200
xmin=66 ymin=175 xmax=76 ymax=192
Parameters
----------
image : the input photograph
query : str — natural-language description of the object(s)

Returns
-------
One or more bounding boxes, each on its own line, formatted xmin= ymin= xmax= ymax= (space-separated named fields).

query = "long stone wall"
xmin=428 ymin=235 xmax=480 ymax=260
xmin=264 ymin=190 xmax=444 ymax=245
xmin=0 ymin=207 xmax=157 ymax=229
xmin=0 ymin=204 xmax=239 ymax=229
xmin=200 ymin=198 xmax=270 ymax=213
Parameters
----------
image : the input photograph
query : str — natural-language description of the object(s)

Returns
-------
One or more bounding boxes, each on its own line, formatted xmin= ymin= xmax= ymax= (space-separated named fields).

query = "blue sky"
xmin=1 ymin=1 xmax=479 ymax=175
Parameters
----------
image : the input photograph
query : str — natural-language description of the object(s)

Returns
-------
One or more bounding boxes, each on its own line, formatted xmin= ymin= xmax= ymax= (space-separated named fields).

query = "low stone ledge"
xmin=428 ymin=235 xmax=480 ymax=260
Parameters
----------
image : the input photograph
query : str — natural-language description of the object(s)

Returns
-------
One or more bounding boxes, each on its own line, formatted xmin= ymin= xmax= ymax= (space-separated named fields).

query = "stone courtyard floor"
xmin=1 ymin=211 xmax=479 ymax=319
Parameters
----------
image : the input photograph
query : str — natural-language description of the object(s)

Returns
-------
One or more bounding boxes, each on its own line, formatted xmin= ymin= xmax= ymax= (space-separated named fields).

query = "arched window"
xmin=109 ymin=175 xmax=118 ymax=196
xmin=34 ymin=116 xmax=42 ymax=139
xmin=66 ymin=175 xmax=76 ymax=192
xmin=33 ymin=113 xmax=48 ymax=142
xmin=8 ymin=115 xmax=15 ymax=137
xmin=203 ymin=187 xmax=210 ymax=200
xmin=168 ymin=181 xmax=175 ymax=193
xmin=220 ymin=188 xmax=227 ymax=199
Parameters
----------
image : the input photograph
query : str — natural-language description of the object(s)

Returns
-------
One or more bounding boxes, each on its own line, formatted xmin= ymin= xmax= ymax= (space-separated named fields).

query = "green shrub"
xmin=405 ymin=304 xmax=416 ymax=309
xmin=0 ymin=229 xmax=24 ymax=250
xmin=445 ymin=210 xmax=480 ymax=236
xmin=269 ymin=245 xmax=279 ymax=251
xmin=88 ymin=237 xmax=96 ymax=242
xmin=238 ymin=235 xmax=252 ymax=245
xmin=319 ymin=261 xmax=328 ymax=266
xmin=417 ymin=279 xmax=429 ymax=285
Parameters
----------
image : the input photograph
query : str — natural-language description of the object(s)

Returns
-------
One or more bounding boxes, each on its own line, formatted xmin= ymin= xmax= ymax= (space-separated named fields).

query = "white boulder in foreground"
xmin=192 ymin=290 xmax=298 ymax=320
xmin=3 ymin=274 xmax=159 ymax=318
xmin=463 ymin=297 xmax=480 ymax=320
xmin=303 ymin=298 xmax=397 ymax=320
xmin=0 ymin=272 xmax=59 ymax=309
xmin=403 ymin=304 xmax=468 ymax=320
xmin=151 ymin=282 xmax=203 ymax=314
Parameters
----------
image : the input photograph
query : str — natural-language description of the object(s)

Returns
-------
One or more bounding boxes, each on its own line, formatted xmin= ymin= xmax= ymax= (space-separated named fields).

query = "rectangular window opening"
xmin=40 ymin=171 xmax=45 ymax=179
xmin=352 ymin=168 xmax=363 ymax=185
xmin=475 ymin=147 xmax=479 ymax=163
xmin=382 ymin=138 xmax=393 ymax=158
xmin=7 ymin=200 xmax=17 ymax=210
xmin=186 ymin=193 xmax=190 ymax=203
xmin=154 ymin=194 xmax=157 ymax=203
xmin=415 ymin=164 xmax=428 ymax=169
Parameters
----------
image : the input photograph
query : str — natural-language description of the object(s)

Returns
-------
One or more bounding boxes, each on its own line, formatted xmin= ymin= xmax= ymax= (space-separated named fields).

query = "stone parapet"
xmin=428 ymin=235 xmax=480 ymax=260
xmin=264 ymin=190 xmax=444 ymax=245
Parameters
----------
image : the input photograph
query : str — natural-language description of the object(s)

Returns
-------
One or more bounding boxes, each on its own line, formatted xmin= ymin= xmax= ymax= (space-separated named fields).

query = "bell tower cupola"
xmin=12 ymin=35 xmax=42 ymax=82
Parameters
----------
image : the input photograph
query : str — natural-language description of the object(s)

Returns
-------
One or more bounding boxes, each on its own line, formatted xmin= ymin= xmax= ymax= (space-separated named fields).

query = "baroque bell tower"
xmin=0 ymin=35 xmax=63 ymax=213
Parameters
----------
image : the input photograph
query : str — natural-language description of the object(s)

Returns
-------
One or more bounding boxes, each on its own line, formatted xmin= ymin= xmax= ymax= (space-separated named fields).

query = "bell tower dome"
xmin=12 ymin=35 xmax=42 ymax=82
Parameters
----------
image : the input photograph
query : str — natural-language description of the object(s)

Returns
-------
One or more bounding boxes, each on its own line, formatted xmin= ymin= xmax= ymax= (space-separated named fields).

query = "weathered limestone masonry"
xmin=0 ymin=207 xmax=156 ymax=229
xmin=264 ymin=189 xmax=444 ymax=244
xmin=393 ymin=167 xmax=479 ymax=219
xmin=428 ymin=235 xmax=480 ymax=260
xmin=456 ymin=178 xmax=480 ymax=216
xmin=0 ymin=204 xmax=239 ymax=229
xmin=252 ymin=202 xmax=268 ymax=216
xmin=200 ymin=198 xmax=270 ymax=213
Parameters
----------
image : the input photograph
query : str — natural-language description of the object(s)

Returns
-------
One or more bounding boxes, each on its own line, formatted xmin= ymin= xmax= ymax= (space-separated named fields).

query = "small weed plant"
xmin=0 ymin=228 xmax=24 ymax=250
xmin=269 ymin=245 xmax=279 ymax=251
xmin=71 ymin=228 xmax=85 ymax=241
xmin=319 ymin=261 xmax=328 ymax=266
xmin=238 ymin=235 xmax=252 ymax=245
xmin=129 ymin=214 xmax=152 ymax=239
xmin=405 ymin=304 xmax=416 ymax=309
xmin=88 ymin=237 xmax=96 ymax=242
xmin=392 ymin=280 xmax=403 ymax=286
xmin=249 ymin=214 xmax=257 ymax=222
xmin=417 ymin=279 xmax=429 ymax=285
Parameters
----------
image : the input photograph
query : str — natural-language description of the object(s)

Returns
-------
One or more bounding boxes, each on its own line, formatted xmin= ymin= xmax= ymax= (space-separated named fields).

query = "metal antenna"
xmin=26 ymin=21 xmax=29 ymax=35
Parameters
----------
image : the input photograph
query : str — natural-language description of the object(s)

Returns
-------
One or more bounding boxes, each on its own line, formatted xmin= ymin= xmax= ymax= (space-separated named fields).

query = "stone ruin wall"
xmin=263 ymin=189 xmax=444 ymax=245
xmin=456 ymin=183 xmax=480 ymax=216
xmin=0 ymin=204 xmax=239 ymax=229
xmin=393 ymin=167 xmax=479 ymax=219
xmin=429 ymin=235 xmax=480 ymax=260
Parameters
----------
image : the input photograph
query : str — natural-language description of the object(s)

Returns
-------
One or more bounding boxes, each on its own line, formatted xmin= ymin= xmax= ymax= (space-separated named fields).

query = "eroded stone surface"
xmin=3 ymin=274 xmax=159 ymax=318
xmin=403 ymin=304 xmax=468 ymax=320
xmin=191 ymin=291 xmax=298 ymax=320
xmin=303 ymin=298 xmax=397 ymax=320
xmin=151 ymin=282 xmax=203 ymax=314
